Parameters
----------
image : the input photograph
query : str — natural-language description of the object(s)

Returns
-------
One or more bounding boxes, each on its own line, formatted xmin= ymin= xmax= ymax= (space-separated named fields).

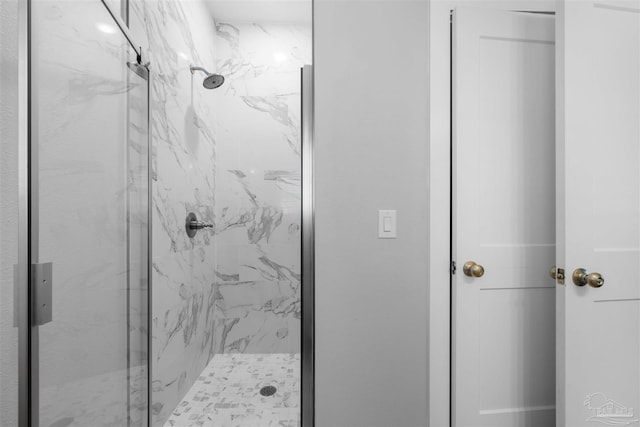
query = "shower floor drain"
xmin=259 ymin=385 xmax=277 ymax=396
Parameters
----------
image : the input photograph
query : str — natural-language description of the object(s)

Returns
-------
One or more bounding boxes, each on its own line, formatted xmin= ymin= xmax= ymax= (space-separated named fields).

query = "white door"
xmin=452 ymin=8 xmax=556 ymax=427
xmin=557 ymin=1 xmax=640 ymax=426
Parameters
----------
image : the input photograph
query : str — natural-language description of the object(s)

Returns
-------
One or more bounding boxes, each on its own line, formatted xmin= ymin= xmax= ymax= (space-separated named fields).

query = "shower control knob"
xmin=189 ymin=221 xmax=213 ymax=230
xmin=463 ymin=261 xmax=485 ymax=278
xmin=185 ymin=212 xmax=213 ymax=238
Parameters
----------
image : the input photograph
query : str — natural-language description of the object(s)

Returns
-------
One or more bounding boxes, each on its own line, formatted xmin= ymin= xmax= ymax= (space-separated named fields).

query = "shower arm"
xmin=190 ymin=65 xmax=211 ymax=76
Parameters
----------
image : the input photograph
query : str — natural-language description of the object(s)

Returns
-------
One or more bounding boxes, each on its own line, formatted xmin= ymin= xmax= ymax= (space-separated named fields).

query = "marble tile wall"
xmin=129 ymin=0 xmax=219 ymax=424
xmin=212 ymin=22 xmax=311 ymax=355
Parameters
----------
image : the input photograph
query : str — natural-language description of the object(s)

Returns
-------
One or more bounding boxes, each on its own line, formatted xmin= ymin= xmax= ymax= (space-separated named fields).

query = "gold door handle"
xmin=463 ymin=261 xmax=485 ymax=278
xmin=550 ymin=266 xmax=565 ymax=285
xmin=572 ymin=268 xmax=605 ymax=288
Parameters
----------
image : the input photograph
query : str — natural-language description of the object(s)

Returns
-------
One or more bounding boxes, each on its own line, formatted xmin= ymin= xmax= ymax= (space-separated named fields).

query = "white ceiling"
xmin=204 ymin=0 xmax=312 ymax=24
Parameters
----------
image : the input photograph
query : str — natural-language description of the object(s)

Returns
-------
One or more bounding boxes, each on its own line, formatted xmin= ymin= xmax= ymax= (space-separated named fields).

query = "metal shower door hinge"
xmin=32 ymin=262 xmax=52 ymax=326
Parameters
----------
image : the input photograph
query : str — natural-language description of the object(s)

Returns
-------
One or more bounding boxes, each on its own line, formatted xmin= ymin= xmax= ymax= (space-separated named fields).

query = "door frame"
xmin=427 ymin=1 xmax=556 ymax=426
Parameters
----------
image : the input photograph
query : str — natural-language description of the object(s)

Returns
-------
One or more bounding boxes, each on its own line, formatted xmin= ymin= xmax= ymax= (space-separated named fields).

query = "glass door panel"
xmin=0 ymin=0 xmax=23 ymax=425
xmin=31 ymin=1 xmax=148 ymax=425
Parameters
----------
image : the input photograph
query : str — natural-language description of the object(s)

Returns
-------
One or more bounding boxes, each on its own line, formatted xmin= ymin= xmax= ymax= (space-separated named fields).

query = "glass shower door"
xmin=0 ymin=0 xmax=26 ymax=425
xmin=31 ymin=1 xmax=149 ymax=426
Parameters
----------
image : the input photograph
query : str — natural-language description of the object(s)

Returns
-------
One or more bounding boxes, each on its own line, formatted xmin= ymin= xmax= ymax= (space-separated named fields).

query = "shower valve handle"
xmin=189 ymin=220 xmax=213 ymax=230
xmin=185 ymin=212 xmax=212 ymax=238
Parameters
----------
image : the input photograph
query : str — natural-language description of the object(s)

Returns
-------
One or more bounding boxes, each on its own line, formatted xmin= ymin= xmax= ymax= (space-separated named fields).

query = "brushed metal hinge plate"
xmin=32 ymin=262 xmax=53 ymax=326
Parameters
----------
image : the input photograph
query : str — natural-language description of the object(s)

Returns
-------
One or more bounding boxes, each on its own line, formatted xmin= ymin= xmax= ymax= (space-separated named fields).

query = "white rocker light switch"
xmin=378 ymin=210 xmax=397 ymax=239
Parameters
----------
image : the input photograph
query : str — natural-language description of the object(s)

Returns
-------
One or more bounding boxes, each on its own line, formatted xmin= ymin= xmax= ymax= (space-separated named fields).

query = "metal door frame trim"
xmin=101 ymin=0 xmax=144 ymax=60
xmin=146 ymin=59 xmax=153 ymax=427
xmin=18 ymin=0 xmax=32 ymax=425
xmin=301 ymin=64 xmax=315 ymax=427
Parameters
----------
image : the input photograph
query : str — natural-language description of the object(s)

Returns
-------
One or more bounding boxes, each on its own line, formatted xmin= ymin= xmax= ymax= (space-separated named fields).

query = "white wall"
xmin=315 ymin=2 xmax=558 ymax=426
xmin=314 ymin=1 xmax=430 ymax=426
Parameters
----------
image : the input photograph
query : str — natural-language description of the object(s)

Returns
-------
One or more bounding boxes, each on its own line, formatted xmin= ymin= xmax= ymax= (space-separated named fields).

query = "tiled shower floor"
xmin=164 ymin=353 xmax=300 ymax=427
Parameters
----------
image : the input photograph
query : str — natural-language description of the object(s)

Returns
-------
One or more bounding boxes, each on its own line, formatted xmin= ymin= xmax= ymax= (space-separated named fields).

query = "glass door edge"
xmin=301 ymin=64 xmax=315 ymax=427
xmin=100 ymin=0 xmax=145 ymax=62
xmin=17 ymin=0 xmax=32 ymax=425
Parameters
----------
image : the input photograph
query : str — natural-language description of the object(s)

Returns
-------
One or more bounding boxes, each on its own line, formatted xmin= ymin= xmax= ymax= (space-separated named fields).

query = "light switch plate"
xmin=378 ymin=210 xmax=397 ymax=238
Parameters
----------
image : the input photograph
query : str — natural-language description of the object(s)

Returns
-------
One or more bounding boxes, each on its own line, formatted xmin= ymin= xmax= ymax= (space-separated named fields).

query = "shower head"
xmin=203 ymin=73 xmax=225 ymax=89
xmin=190 ymin=65 xmax=225 ymax=89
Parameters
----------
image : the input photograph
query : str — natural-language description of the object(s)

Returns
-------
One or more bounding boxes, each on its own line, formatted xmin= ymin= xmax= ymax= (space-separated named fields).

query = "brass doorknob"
xmin=463 ymin=261 xmax=485 ymax=278
xmin=572 ymin=268 xmax=604 ymax=288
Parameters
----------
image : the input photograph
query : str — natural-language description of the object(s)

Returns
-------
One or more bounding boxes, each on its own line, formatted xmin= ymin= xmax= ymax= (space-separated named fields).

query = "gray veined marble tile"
xmin=129 ymin=0 xmax=221 ymax=424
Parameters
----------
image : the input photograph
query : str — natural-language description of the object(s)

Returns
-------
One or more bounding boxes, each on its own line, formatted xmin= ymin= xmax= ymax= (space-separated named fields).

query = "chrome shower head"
xmin=203 ymin=73 xmax=225 ymax=89
xmin=190 ymin=65 xmax=225 ymax=89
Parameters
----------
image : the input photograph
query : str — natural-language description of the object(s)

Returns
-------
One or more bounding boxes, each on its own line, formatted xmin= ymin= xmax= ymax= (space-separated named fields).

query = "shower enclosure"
xmin=1 ymin=0 xmax=313 ymax=426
